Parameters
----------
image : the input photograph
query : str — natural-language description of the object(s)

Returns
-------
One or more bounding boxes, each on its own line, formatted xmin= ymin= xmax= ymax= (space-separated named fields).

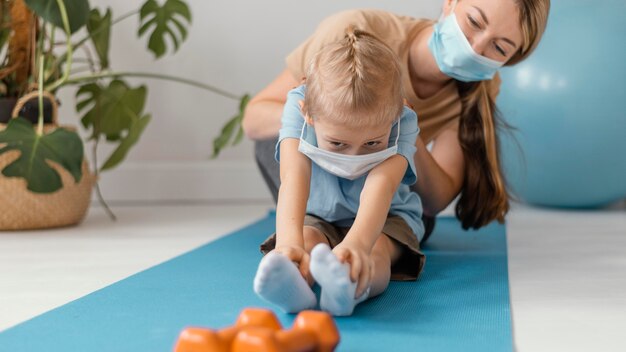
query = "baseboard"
xmin=93 ymin=160 xmax=458 ymax=217
xmin=93 ymin=161 xmax=273 ymax=203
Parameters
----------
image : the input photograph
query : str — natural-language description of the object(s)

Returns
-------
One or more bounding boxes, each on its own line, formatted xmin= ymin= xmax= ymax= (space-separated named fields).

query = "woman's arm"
xmin=242 ymin=69 xmax=300 ymax=140
xmin=413 ymin=127 xmax=465 ymax=216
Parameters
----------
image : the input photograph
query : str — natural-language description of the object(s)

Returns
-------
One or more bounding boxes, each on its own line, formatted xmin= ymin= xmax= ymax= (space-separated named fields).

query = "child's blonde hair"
xmin=303 ymin=26 xmax=404 ymax=127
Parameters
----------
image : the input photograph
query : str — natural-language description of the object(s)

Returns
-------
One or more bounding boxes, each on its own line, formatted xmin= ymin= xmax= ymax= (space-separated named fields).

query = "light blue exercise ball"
xmin=497 ymin=0 xmax=626 ymax=208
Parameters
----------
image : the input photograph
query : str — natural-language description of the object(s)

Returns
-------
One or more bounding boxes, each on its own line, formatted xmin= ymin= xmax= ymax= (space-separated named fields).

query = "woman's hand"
xmin=332 ymin=244 xmax=374 ymax=298
xmin=272 ymin=245 xmax=312 ymax=284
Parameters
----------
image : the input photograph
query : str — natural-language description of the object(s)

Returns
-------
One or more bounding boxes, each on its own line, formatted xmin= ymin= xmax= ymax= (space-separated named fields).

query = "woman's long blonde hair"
xmin=456 ymin=0 xmax=550 ymax=229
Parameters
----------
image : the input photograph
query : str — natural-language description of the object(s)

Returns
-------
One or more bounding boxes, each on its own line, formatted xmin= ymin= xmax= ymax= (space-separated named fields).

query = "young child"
xmin=253 ymin=26 xmax=425 ymax=316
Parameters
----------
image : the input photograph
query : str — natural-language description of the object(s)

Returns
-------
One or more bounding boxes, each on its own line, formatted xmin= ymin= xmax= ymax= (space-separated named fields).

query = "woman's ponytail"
xmin=455 ymin=79 xmax=510 ymax=229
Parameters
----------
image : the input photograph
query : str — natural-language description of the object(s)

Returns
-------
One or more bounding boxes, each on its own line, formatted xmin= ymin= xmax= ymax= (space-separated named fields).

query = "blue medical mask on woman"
xmin=428 ymin=1 xmax=504 ymax=82
xmin=298 ymin=121 xmax=400 ymax=180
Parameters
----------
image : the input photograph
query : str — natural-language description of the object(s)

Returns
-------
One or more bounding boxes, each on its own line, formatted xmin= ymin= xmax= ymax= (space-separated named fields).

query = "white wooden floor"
xmin=0 ymin=201 xmax=624 ymax=352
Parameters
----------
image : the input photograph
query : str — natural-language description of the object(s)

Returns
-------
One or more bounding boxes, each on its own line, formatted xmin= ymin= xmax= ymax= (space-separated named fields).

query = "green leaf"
xmin=231 ymin=94 xmax=250 ymax=145
xmin=138 ymin=0 xmax=192 ymax=59
xmin=0 ymin=29 xmax=9 ymax=54
xmin=211 ymin=94 xmax=250 ymax=158
xmin=86 ymin=8 xmax=112 ymax=69
xmin=76 ymin=80 xmax=147 ymax=138
xmin=212 ymin=116 xmax=238 ymax=157
xmin=101 ymin=114 xmax=151 ymax=171
xmin=24 ymin=0 xmax=90 ymax=34
xmin=0 ymin=2 xmax=11 ymax=54
xmin=75 ymin=80 xmax=149 ymax=172
xmin=232 ymin=123 xmax=245 ymax=145
xmin=0 ymin=117 xmax=83 ymax=193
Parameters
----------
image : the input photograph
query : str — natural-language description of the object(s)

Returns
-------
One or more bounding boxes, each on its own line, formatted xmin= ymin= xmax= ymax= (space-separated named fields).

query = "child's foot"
xmin=310 ymin=243 xmax=370 ymax=316
xmin=253 ymin=251 xmax=317 ymax=313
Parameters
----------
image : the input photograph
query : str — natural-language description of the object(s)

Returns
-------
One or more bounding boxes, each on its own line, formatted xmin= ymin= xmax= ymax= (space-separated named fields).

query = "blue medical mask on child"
xmin=298 ymin=121 xmax=400 ymax=180
xmin=428 ymin=0 xmax=504 ymax=82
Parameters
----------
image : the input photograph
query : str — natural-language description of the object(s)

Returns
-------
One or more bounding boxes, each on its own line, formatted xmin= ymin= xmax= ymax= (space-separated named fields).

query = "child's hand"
xmin=273 ymin=245 xmax=312 ymax=284
xmin=332 ymin=244 xmax=374 ymax=298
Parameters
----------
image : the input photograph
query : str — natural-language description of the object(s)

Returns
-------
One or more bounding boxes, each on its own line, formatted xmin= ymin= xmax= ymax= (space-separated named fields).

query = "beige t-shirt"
xmin=286 ymin=9 xmax=501 ymax=143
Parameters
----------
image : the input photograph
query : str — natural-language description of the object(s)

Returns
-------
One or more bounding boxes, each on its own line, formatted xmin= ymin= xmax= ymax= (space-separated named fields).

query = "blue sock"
xmin=310 ymin=243 xmax=370 ymax=316
xmin=253 ymin=251 xmax=317 ymax=313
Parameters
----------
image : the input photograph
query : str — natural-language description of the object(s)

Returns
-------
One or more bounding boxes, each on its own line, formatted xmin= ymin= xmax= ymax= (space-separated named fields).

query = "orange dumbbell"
xmin=173 ymin=308 xmax=340 ymax=352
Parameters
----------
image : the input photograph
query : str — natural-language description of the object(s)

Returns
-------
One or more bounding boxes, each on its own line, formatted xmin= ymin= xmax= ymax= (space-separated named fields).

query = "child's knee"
xmin=372 ymin=234 xmax=401 ymax=264
xmin=303 ymin=226 xmax=329 ymax=251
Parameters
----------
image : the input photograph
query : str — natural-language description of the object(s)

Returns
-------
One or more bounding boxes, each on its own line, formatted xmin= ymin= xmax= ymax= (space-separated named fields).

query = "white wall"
xmin=56 ymin=0 xmax=441 ymax=202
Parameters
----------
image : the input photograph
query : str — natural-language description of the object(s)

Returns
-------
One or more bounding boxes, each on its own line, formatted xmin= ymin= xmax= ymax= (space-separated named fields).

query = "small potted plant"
xmin=0 ymin=0 xmax=248 ymax=230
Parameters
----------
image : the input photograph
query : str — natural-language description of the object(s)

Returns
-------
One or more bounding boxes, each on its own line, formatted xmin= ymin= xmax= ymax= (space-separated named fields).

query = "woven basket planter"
xmin=0 ymin=91 xmax=96 ymax=230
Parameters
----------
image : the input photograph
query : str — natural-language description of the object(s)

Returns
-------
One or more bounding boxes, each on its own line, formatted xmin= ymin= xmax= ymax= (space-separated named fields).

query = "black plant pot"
xmin=0 ymin=96 xmax=55 ymax=124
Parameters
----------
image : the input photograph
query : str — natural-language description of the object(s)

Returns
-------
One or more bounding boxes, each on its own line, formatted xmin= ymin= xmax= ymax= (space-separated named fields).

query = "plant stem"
xmin=36 ymin=21 xmax=46 ymax=136
xmin=92 ymin=138 xmax=117 ymax=221
xmin=31 ymin=18 xmax=43 ymax=86
xmin=69 ymin=66 xmax=97 ymax=75
xmin=48 ymin=23 xmax=55 ymax=56
xmin=79 ymin=42 xmax=97 ymax=73
xmin=37 ymin=52 xmax=44 ymax=135
xmin=64 ymin=71 xmax=241 ymax=101
xmin=44 ymin=0 xmax=73 ymax=92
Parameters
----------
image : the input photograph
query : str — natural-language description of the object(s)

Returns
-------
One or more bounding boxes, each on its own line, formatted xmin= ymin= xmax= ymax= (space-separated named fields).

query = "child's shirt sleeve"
xmin=274 ymin=85 xmax=307 ymax=162
xmin=392 ymin=106 xmax=420 ymax=185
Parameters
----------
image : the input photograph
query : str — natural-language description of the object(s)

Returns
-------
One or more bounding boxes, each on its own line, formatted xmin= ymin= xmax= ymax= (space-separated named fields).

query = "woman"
xmin=242 ymin=0 xmax=550 ymax=237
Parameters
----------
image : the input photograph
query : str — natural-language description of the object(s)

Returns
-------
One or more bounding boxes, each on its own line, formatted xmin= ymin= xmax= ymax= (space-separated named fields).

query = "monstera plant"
xmin=0 ymin=0 xmax=248 ymax=218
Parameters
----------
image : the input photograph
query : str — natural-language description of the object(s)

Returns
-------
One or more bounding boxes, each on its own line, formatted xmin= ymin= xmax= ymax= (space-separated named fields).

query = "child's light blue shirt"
xmin=275 ymin=85 xmax=424 ymax=240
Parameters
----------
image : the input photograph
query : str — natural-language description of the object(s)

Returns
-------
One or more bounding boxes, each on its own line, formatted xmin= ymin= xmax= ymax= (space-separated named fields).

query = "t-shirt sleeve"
xmin=391 ymin=106 xmax=419 ymax=185
xmin=286 ymin=10 xmax=366 ymax=81
xmin=274 ymin=85 xmax=307 ymax=162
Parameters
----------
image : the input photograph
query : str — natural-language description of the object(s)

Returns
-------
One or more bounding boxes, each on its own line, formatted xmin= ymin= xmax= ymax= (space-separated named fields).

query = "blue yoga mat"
xmin=0 ymin=212 xmax=512 ymax=351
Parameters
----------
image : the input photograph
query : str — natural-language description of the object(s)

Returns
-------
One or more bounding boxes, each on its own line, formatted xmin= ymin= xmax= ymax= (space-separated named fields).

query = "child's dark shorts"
xmin=259 ymin=214 xmax=425 ymax=281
